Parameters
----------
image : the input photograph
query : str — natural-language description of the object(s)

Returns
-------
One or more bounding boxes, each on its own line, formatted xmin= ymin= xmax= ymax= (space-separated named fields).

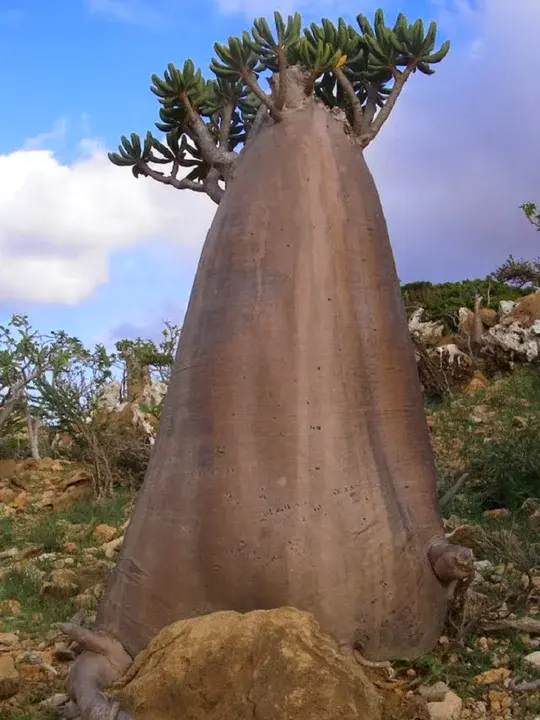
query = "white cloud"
xmin=0 ymin=138 xmax=216 ymax=305
xmin=213 ymin=0 xmax=364 ymax=18
xmin=22 ymin=118 xmax=68 ymax=151
xmin=85 ymin=0 xmax=165 ymax=26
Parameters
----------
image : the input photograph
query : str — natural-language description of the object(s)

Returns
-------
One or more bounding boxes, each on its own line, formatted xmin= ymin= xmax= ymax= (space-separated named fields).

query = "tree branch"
xmin=358 ymin=64 xmax=415 ymax=148
xmin=274 ymin=48 xmax=288 ymax=113
xmin=0 ymin=368 xmax=42 ymax=430
xmin=246 ymin=104 xmax=269 ymax=145
xmin=240 ymin=70 xmax=283 ymax=123
xmin=137 ymin=163 xmax=207 ymax=193
xmin=140 ymin=161 xmax=224 ymax=204
xmin=180 ymin=92 xmax=237 ymax=169
xmin=219 ymin=101 xmax=234 ymax=150
xmin=203 ymin=168 xmax=225 ymax=204
xmin=360 ymin=84 xmax=378 ymax=133
xmin=333 ymin=67 xmax=363 ymax=134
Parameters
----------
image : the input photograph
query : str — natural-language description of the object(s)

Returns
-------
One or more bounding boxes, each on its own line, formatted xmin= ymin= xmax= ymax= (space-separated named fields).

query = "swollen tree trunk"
xmin=93 ymin=101 xmax=460 ymax=664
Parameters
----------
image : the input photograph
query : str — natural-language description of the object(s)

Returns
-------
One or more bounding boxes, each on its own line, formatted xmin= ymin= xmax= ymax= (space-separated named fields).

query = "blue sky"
xmin=0 ymin=0 xmax=538 ymax=350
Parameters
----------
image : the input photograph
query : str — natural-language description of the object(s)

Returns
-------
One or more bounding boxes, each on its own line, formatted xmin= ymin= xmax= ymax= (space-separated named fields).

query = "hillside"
xmin=1 ymin=282 xmax=540 ymax=720
xmin=0 ymin=367 xmax=538 ymax=719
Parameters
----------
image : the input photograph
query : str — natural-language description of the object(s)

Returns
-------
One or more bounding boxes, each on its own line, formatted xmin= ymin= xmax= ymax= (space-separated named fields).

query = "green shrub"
xmin=456 ymin=368 xmax=540 ymax=509
xmin=401 ymin=279 xmax=529 ymax=333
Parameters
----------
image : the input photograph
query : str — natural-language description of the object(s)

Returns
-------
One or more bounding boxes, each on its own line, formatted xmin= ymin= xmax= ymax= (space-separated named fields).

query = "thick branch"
xmin=136 ymin=162 xmax=224 ymax=205
xmin=333 ymin=67 xmax=363 ymax=134
xmin=360 ymin=84 xmax=378 ymax=133
xmin=180 ymin=92 xmax=237 ymax=169
xmin=137 ymin=163 xmax=205 ymax=193
xmin=359 ymin=64 xmax=415 ymax=148
xmin=203 ymin=168 xmax=225 ymax=204
xmin=245 ymin=104 xmax=269 ymax=145
xmin=219 ymin=101 xmax=234 ymax=150
xmin=274 ymin=48 xmax=288 ymax=113
xmin=241 ymin=70 xmax=283 ymax=123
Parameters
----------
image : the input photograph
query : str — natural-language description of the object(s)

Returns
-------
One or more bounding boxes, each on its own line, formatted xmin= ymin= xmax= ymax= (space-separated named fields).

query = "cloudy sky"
xmin=0 ymin=0 xmax=537 ymax=347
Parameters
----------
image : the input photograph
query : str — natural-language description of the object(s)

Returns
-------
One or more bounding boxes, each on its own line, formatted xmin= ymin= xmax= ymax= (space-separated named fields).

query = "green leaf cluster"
xmin=108 ymin=9 xmax=450 ymax=180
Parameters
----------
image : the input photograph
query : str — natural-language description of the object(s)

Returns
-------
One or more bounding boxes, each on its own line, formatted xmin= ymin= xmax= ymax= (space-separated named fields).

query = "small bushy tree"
xmin=521 ymin=201 xmax=540 ymax=231
xmin=491 ymin=255 xmax=540 ymax=289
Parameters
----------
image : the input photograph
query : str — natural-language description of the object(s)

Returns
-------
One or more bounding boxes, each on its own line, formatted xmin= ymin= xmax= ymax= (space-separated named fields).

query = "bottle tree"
xmin=63 ymin=10 xmax=473 ymax=720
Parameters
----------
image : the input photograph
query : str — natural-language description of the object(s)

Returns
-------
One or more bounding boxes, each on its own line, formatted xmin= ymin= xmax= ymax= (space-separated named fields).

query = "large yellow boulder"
xmin=113 ymin=607 xmax=381 ymax=720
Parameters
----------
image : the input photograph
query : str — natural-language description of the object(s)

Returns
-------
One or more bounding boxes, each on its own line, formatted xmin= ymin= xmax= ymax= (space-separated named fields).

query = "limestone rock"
xmin=462 ymin=371 xmax=489 ymax=394
xmin=102 ymin=536 xmax=124 ymax=558
xmin=114 ymin=607 xmax=381 ymax=720
xmin=524 ymin=651 xmax=540 ymax=668
xmin=0 ymin=487 xmax=15 ymax=504
xmin=426 ymin=691 xmax=462 ymax=720
xmin=408 ymin=309 xmax=445 ymax=347
xmin=0 ymin=632 xmax=20 ymax=649
xmin=447 ymin=524 xmax=484 ymax=556
xmin=506 ymin=290 xmax=540 ymax=325
xmin=94 ymin=524 xmax=118 ymax=543
xmin=418 ymin=681 xmax=450 ymax=702
xmin=480 ymin=308 xmax=498 ymax=327
xmin=41 ymin=569 xmax=80 ymax=599
xmin=474 ymin=667 xmax=511 ymax=684
xmin=0 ymin=654 xmax=20 ymax=700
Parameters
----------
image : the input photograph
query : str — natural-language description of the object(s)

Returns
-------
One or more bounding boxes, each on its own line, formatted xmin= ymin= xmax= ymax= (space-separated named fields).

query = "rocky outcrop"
xmin=94 ymin=379 xmax=167 ymax=445
xmin=409 ymin=291 xmax=540 ymax=394
xmin=113 ymin=607 xmax=382 ymax=720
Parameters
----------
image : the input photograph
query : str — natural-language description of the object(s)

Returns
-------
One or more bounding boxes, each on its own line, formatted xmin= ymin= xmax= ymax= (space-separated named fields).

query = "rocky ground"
xmin=0 ymin=459 xmax=134 ymax=719
xmin=0 ymin=370 xmax=539 ymax=719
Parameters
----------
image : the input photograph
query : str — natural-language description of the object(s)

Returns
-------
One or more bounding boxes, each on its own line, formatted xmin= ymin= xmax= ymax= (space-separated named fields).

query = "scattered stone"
xmin=463 ymin=371 xmax=489 ymax=393
xmin=18 ymin=663 xmax=50 ymax=682
xmin=0 ymin=487 xmax=15 ymax=503
xmin=482 ymin=508 xmax=511 ymax=519
xmin=447 ymin=524 xmax=484 ymax=555
xmin=426 ymin=690 xmax=462 ymax=720
xmin=53 ymin=482 xmax=94 ymax=511
xmin=94 ymin=523 xmax=118 ymax=543
xmin=524 ymin=651 xmax=540 ymax=668
xmin=12 ymin=489 xmax=29 ymax=509
xmin=530 ymin=510 xmax=540 ymax=532
xmin=0 ymin=654 xmax=20 ymax=700
xmin=40 ymin=692 xmax=70 ymax=709
xmin=487 ymin=689 xmax=511 ymax=714
xmin=474 ymin=667 xmax=511 ymax=685
xmin=0 ymin=632 xmax=20 ymax=648
xmin=41 ymin=569 xmax=80 ymax=599
xmin=103 ymin=536 xmax=124 ymax=558
xmin=74 ymin=591 xmax=98 ymax=609
xmin=513 ymin=415 xmax=528 ymax=428
xmin=0 ymin=599 xmax=21 ymax=615
xmin=0 ymin=544 xmax=44 ymax=561
xmin=469 ymin=405 xmax=493 ymax=424
xmin=418 ymin=681 xmax=450 ymax=702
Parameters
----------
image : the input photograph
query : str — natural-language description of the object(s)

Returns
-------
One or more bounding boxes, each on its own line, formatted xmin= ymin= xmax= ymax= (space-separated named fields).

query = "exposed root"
xmin=509 ymin=677 xmax=540 ymax=692
xmin=353 ymin=649 xmax=392 ymax=670
xmin=61 ymin=624 xmax=133 ymax=720
xmin=482 ymin=616 xmax=540 ymax=634
xmin=428 ymin=538 xmax=474 ymax=584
